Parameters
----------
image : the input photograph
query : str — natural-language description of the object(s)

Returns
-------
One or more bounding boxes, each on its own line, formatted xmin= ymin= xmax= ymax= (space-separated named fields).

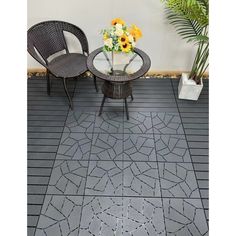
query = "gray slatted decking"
xmin=27 ymin=76 xmax=209 ymax=236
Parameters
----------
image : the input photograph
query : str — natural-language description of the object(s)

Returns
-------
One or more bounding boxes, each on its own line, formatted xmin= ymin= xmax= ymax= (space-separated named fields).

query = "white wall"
xmin=27 ymin=0 xmax=197 ymax=72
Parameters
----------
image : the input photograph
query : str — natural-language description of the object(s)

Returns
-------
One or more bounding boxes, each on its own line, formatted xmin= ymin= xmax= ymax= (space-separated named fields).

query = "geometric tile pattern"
xmin=154 ymin=134 xmax=191 ymax=162
xmin=123 ymin=134 xmax=157 ymax=162
xmin=123 ymin=198 xmax=166 ymax=236
xmin=56 ymin=133 xmax=92 ymax=160
xmin=85 ymin=161 xmax=123 ymax=196
xmin=163 ymin=198 xmax=208 ymax=235
xmin=123 ymin=162 xmax=161 ymax=197
xmin=47 ymin=160 xmax=88 ymax=195
xmin=159 ymin=163 xmax=200 ymax=198
xmin=29 ymin=80 xmax=208 ymax=236
xmin=79 ymin=197 xmax=166 ymax=236
xmin=124 ymin=112 xmax=153 ymax=134
xmin=94 ymin=112 xmax=124 ymax=133
xmin=90 ymin=133 xmax=123 ymax=161
xmin=79 ymin=197 xmax=123 ymax=236
xmin=64 ymin=111 xmax=95 ymax=133
xmin=152 ymin=112 xmax=184 ymax=134
xmin=35 ymin=195 xmax=83 ymax=236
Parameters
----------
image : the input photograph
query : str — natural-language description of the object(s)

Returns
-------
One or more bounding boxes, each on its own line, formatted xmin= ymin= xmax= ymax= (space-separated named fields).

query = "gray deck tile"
xmin=159 ymin=163 xmax=200 ymax=198
xmin=151 ymin=112 xmax=184 ymax=134
xmin=163 ymin=198 xmax=208 ymax=235
xmin=123 ymin=112 xmax=153 ymax=133
xmin=35 ymin=195 xmax=83 ymax=236
xmin=79 ymin=197 xmax=123 ymax=236
xmin=123 ymin=198 xmax=166 ymax=236
xmin=123 ymin=162 xmax=161 ymax=197
xmin=56 ymin=132 xmax=92 ymax=160
xmin=90 ymin=133 xmax=123 ymax=161
xmin=64 ymin=111 xmax=95 ymax=133
xmin=94 ymin=112 xmax=124 ymax=133
xmin=47 ymin=160 xmax=88 ymax=195
xmin=85 ymin=161 xmax=123 ymax=196
xmin=28 ymin=77 xmax=209 ymax=235
xmin=154 ymin=134 xmax=191 ymax=162
xmin=123 ymin=134 xmax=156 ymax=162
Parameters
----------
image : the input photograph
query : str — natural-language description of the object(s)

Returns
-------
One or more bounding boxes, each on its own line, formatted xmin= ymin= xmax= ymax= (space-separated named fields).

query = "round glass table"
xmin=87 ymin=47 xmax=151 ymax=119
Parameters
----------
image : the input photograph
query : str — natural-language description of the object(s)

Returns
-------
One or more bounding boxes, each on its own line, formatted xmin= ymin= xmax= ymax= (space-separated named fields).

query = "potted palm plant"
xmin=161 ymin=0 xmax=209 ymax=100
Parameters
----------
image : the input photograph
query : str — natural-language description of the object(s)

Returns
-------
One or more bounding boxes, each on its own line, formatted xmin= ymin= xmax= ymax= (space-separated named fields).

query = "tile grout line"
xmin=76 ymin=94 xmax=98 ymax=236
xmin=33 ymin=79 xmax=77 ymax=235
xmin=170 ymin=79 xmax=209 ymax=228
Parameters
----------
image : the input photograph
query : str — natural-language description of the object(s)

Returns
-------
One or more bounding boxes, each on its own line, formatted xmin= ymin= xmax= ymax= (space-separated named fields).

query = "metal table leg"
xmin=124 ymin=98 xmax=129 ymax=120
xmin=99 ymin=95 xmax=106 ymax=116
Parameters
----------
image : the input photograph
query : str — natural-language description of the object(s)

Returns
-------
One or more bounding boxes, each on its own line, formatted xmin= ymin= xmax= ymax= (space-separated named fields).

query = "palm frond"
xmin=166 ymin=9 xmax=205 ymax=43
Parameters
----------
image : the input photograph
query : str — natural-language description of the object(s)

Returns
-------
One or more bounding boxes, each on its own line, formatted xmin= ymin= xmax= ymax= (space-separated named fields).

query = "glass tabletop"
xmin=93 ymin=50 xmax=144 ymax=76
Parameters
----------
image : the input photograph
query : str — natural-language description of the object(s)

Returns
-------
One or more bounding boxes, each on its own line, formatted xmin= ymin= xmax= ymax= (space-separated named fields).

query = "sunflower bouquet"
xmin=102 ymin=18 xmax=142 ymax=54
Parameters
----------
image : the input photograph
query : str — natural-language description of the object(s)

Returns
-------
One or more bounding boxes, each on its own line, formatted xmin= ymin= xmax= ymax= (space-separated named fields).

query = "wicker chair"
xmin=27 ymin=20 xmax=98 ymax=109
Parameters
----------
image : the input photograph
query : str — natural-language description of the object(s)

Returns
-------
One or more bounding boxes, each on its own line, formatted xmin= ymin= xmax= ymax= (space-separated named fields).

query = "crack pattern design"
xmin=64 ymin=111 xmax=95 ymax=133
xmin=154 ymin=134 xmax=191 ymax=162
xmin=90 ymin=133 xmax=123 ymax=161
xmin=163 ymin=198 xmax=208 ymax=235
xmin=123 ymin=198 xmax=166 ymax=236
xmin=152 ymin=113 xmax=184 ymax=134
xmin=79 ymin=197 xmax=166 ymax=236
xmin=159 ymin=163 xmax=200 ymax=198
xmin=85 ymin=161 xmax=123 ymax=196
xmin=94 ymin=112 xmax=124 ymax=133
xmin=35 ymin=195 xmax=83 ymax=236
xmin=79 ymin=197 xmax=123 ymax=236
xmin=124 ymin=134 xmax=156 ymax=162
xmin=57 ymin=132 xmax=92 ymax=160
xmin=124 ymin=112 xmax=153 ymax=134
xmin=47 ymin=160 xmax=88 ymax=195
xmin=123 ymin=162 xmax=161 ymax=197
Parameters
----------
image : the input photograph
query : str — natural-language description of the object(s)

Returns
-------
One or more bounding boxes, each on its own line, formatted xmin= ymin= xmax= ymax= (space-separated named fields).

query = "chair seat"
xmin=48 ymin=53 xmax=87 ymax=78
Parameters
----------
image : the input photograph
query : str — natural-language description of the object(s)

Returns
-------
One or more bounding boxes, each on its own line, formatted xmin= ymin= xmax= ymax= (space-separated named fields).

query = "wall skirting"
xmin=27 ymin=68 xmax=209 ymax=79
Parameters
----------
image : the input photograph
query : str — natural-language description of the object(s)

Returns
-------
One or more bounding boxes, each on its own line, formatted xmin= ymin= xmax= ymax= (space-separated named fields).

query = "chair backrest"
xmin=27 ymin=20 xmax=89 ymax=66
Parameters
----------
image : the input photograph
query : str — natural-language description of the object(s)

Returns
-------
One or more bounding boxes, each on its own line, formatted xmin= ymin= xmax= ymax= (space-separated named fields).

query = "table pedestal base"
xmin=99 ymin=80 xmax=133 ymax=120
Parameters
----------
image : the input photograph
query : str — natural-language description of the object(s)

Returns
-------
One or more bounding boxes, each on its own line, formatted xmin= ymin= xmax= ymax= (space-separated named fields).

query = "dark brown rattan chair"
xmin=27 ymin=20 xmax=98 ymax=109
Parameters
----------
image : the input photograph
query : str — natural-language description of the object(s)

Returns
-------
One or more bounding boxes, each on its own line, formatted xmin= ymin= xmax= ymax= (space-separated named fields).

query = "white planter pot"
xmin=178 ymin=73 xmax=203 ymax=100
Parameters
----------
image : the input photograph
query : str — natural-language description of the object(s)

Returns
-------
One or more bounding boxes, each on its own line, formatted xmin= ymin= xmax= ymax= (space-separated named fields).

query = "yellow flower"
xmin=129 ymin=24 xmax=142 ymax=41
xmin=111 ymin=18 xmax=125 ymax=26
xmin=103 ymin=32 xmax=109 ymax=40
xmin=118 ymin=35 xmax=129 ymax=45
xmin=120 ymin=42 xmax=132 ymax=53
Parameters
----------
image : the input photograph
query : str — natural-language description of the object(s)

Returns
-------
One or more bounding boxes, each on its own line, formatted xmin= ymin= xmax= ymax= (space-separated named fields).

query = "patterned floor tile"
xmin=123 ymin=162 xmax=161 ymax=197
xmin=47 ymin=160 xmax=88 ymax=195
xmin=85 ymin=161 xmax=123 ymax=196
xmin=64 ymin=111 xmax=95 ymax=133
xmin=35 ymin=195 xmax=83 ymax=236
xmin=123 ymin=198 xmax=166 ymax=236
xmin=124 ymin=112 xmax=153 ymax=134
xmin=123 ymin=134 xmax=156 ymax=162
xmin=94 ymin=112 xmax=123 ymax=133
xmin=163 ymin=198 xmax=208 ymax=235
xmin=154 ymin=134 xmax=191 ymax=162
xmin=152 ymin=112 xmax=184 ymax=134
xmin=56 ymin=133 xmax=92 ymax=160
xmin=159 ymin=163 xmax=200 ymax=198
xmin=79 ymin=197 xmax=123 ymax=236
xmin=90 ymin=133 xmax=123 ymax=161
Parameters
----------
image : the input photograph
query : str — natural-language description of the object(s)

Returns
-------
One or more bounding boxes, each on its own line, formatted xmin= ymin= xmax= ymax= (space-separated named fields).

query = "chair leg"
xmin=93 ymin=75 xmax=98 ymax=92
xmin=130 ymin=93 xmax=134 ymax=101
xmin=62 ymin=78 xmax=73 ymax=110
xmin=46 ymin=70 xmax=51 ymax=95
xmin=99 ymin=95 xmax=106 ymax=116
xmin=124 ymin=98 xmax=129 ymax=120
